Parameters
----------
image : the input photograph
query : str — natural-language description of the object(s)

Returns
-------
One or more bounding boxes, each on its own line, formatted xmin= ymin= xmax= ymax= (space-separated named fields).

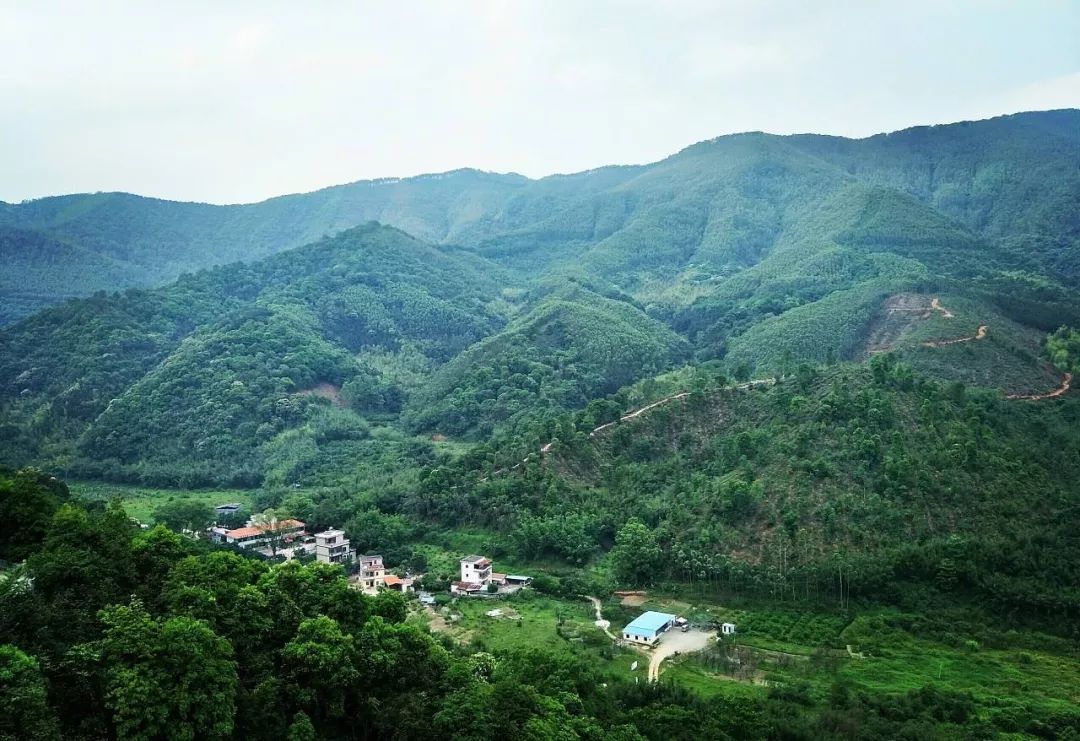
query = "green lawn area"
xmin=419 ymin=591 xmax=649 ymax=683
xmin=68 ymin=481 xmax=253 ymax=523
xmin=416 ymin=584 xmax=1080 ymax=723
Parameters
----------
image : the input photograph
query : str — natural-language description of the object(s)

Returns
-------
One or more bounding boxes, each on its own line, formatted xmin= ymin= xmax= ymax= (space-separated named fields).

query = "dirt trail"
xmin=481 ymin=378 xmax=775 ymax=480
xmin=1006 ymin=372 xmax=1072 ymax=401
xmin=920 ymin=323 xmax=987 ymax=348
xmin=930 ymin=297 xmax=954 ymax=318
xmin=483 ymin=298 xmax=1066 ymax=484
xmin=920 ymin=299 xmax=1070 ymax=400
xmin=585 ymin=595 xmax=617 ymax=641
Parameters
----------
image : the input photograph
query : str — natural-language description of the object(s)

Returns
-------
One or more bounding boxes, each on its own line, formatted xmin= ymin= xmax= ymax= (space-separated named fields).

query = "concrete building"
xmin=357 ymin=554 xmax=386 ymax=590
xmin=721 ymin=622 xmax=737 ymax=636
xmin=622 ymin=611 xmax=677 ymax=645
xmin=459 ymin=555 xmax=492 ymax=585
xmin=313 ymin=529 xmax=353 ymax=565
xmin=214 ymin=502 xmax=243 ymax=517
xmin=212 ymin=519 xmax=305 ymax=550
xmin=383 ymin=574 xmax=416 ymax=593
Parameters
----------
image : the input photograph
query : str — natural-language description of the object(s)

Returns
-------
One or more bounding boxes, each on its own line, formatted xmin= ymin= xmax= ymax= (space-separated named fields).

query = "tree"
xmin=152 ymin=499 xmax=213 ymax=534
xmin=281 ymin=616 xmax=358 ymax=727
xmin=286 ymin=712 xmax=317 ymax=741
xmin=609 ymin=519 xmax=662 ymax=586
xmin=250 ymin=509 xmax=288 ymax=556
xmin=0 ymin=468 xmax=63 ymax=562
xmin=0 ymin=645 xmax=60 ymax=741
xmin=99 ymin=600 xmax=238 ymax=741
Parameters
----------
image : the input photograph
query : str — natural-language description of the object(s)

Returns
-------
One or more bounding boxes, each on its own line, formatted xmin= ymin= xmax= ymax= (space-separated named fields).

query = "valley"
xmin=3 ymin=110 xmax=1080 ymax=739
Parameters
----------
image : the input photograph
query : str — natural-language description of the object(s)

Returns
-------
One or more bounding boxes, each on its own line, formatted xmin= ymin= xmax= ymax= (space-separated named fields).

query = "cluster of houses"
xmin=206 ymin=515 xmax=421 ymax=594
xmin=206 ymin=509 xmax=532 ymax=600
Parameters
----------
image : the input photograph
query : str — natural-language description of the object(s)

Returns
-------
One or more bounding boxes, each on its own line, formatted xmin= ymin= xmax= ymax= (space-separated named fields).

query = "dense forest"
xmin=4 ymin=470 xmax=1077 ymax=740
xmin=3 ymin=110 xmax=1080 ymax=738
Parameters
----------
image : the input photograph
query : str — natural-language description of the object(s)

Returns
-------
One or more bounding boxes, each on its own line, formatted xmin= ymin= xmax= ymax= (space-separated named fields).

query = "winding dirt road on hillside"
xmin=920 ymin=298 xmax=1069 ymax=399
xmin=930 ymin=297 xmax=954 ymax=318
xmin=920 ymin=324 xmax=989 ymax=349
xmin=1006 ymin=372 xmax=1072 ymax=401
xmin=478 ymin=299 xmax=1068 ymax=482
xmin=480 ymin=378 xmax=775 ymax=480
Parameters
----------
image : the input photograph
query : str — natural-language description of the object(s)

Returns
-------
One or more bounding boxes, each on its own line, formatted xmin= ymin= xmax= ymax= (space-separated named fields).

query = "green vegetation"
xmin=2 ymin=111 xmax=1080 ymax=738
xmin=429 ymin=360 xmax=1080 ymax=623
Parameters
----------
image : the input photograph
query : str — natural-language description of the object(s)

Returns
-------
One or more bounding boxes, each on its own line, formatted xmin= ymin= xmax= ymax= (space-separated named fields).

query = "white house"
xmin=721 ymin=622 xmax=737 ymax=636
xmin=459 ymin=555 xmax=493 ymax=585
xmin=313 ymin=529 xmax=353 ymax=564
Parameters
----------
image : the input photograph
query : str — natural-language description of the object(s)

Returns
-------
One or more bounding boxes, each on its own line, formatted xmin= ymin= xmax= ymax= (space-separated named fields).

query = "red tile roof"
xmin=226 ymin=519 xmax=305 ymax=539
xmin=383 ymin=575 xmax=403 ymax=587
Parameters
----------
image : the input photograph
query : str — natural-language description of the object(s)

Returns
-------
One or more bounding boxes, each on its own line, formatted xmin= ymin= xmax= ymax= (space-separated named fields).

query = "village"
xmin=202 ymin=505 xmax=733 ymax=681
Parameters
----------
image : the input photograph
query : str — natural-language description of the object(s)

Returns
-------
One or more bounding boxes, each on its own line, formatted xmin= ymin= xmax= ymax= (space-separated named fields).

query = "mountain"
xmin=2 ymin=110 xmax=1079 ymax=490
xmin=2 ymin=110 xmax=1077 ymax=325
xmin=0 ymin=224 xmax=514 ymax=484
xmin=4 ymin=111 xmax=1080 ymax=740
xmin=423 ymin=357 xmax=1080 ymax=618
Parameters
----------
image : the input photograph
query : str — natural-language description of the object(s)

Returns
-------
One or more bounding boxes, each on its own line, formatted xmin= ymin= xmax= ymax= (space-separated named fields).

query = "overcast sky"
xmin=2 ymin=1 xmax=1078 ymax=204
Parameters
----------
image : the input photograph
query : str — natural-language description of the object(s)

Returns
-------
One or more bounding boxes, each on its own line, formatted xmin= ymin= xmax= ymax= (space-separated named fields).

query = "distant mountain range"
xmin=2 ymin=109 xmax=1077 ymax=325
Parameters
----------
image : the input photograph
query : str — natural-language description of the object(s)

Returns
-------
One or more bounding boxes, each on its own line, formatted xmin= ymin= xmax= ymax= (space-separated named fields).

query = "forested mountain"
xmin=4 ymin=111 xmax=1080 ymax=739
xmin=3 ymin=111 xmax=1080 ymax=488
xmin=3 ymin=110 xmax=1077 ymax=325
xmin=428 ymin=358 xmax=1080 ymax=620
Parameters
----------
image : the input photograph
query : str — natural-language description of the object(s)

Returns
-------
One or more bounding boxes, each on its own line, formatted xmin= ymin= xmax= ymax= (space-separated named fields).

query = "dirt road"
xmin=648 ymin=629 xmax=714 ymax=681
xmin=585 ymin=596 xmax=617 ymax=641
xmin=1006 ymin=372 xmax=1073 ymax=401
xmin=930 ymin=297 xmax=955 ymax=318
xmin=921 ymin=323 xmax=987 ymax=348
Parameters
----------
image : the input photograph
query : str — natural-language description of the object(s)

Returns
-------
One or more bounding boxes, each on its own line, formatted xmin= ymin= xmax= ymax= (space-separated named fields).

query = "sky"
xmin=2 ymin=1 xmax=1078 ymax=204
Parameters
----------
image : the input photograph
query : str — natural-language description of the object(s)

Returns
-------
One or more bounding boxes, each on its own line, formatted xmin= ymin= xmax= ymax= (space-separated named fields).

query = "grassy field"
xmin=68 ymin=481 xmax=253 ymax=523
xmin=414 ymin=591 xmax=650 ymax=684
xmin=413 ymin=583 xmax=1080 ymax=727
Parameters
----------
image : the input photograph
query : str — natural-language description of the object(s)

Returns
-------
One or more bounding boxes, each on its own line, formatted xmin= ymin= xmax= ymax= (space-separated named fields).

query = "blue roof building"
xmin=622 ymin=611 xmax=677 ymax=645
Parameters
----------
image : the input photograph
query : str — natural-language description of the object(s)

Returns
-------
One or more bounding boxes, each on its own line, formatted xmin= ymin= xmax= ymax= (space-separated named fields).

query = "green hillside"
xmin=424 ymin=359 xmax=1080 ymax=621
xmin=403 ymin=288 xmax=690 ymax=438
xmin=3 ymin=111 xmax=1080 ymax=740
xmin=0 ymin=224 xmax=514 ymax=484
xmin=4 ymin=113 xmax=1080 ymax=487
xmin=2 ymin=110 xmax=1077 ymax=326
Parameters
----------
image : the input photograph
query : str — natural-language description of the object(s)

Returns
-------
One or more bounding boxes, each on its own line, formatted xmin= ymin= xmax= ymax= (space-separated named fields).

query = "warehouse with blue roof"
xmin=621 ymin=611 xmax=677 ymax=645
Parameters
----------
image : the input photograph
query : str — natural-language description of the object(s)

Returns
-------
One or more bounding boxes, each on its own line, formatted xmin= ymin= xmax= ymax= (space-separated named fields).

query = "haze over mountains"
xmin=3 ymin=109 xmax=1077 ymax=325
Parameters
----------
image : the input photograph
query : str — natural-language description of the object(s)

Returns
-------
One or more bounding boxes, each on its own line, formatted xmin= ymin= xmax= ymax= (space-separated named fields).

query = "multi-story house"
xmin=313 ymin=529 xmax=353 ymax=564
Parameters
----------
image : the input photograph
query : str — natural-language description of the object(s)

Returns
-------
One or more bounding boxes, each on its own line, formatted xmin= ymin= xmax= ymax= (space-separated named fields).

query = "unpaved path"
xmin=483 ymin=298 xmax=1067 ymax=485
xmin=1006 ymin=372 xmax=1072 ymax=401
xmin=585 ymin=595 xmax=617 ymax=641
xmin=921 ymin=323 xmax=987 ymax=348
xmin=930 ymin=297 xmax=955 ymax=318
xmin=648 ymin=629 xmax=714 ymax=681
xmin=482 ymin=378 xmax=775 ymax=480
